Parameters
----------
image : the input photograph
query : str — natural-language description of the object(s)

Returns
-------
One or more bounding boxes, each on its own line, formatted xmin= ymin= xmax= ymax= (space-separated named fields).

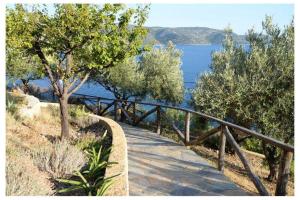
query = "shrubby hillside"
xmin=145 ymin=26 xmax=247 ymax=44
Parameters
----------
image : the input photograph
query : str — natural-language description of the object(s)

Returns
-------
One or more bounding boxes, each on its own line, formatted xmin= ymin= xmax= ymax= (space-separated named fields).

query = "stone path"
xmin=120 ymin=123 xmax=248 ymax=196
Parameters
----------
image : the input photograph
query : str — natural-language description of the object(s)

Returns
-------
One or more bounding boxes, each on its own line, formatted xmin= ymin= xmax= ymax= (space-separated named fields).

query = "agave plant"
xmin=56 ymin=131 xmax=118 ymax=196
xmin=56 ymin=170 xmax=117 ymax=196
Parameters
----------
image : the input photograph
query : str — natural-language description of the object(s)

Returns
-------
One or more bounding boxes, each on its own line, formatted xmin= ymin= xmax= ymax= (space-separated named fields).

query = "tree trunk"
xmin=262 ymin=142 xmax=279 ymax=181
xmin=59 ymin=96 xmax=69 ymax=139
xmin=120 ymin=102 xmax=127 ymax=122
xmin=21 ymin=79 xmax=30 ymax=94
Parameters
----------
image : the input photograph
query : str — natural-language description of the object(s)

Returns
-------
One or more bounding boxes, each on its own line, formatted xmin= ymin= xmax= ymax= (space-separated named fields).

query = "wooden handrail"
xmin=71 ymin=92 xmax=294 ymax=196
xmin=224 ymin=126 xmax=269 ymax=196
xmin=72 ymin=92 xmax=293 ymax=152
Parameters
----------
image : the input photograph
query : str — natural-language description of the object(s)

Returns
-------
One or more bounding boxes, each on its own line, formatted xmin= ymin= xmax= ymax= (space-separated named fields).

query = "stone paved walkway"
xmin=120 ymin=123 xmax=248 ymax=196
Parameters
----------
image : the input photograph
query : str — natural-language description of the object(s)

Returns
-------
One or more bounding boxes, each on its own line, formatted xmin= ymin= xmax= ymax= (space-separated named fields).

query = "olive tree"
xmin=6 ymin=48 xmax=44 ymax=93
xmin=192 ymin=17 xmax=294 ymax=181
xmin=6 ymin=4 xmax=149 ymax=139
xmin=93 ymin=42 xmax=184 ymax=105
xmin=140 ymin=42 xmax=184 ymax=104
xmin=92 ymin=57 xmax=146 ymax=101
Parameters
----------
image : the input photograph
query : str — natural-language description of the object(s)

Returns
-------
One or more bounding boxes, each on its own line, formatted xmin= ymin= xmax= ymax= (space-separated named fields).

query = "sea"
xmin=16 ymin=44 xmax=223 ymax=107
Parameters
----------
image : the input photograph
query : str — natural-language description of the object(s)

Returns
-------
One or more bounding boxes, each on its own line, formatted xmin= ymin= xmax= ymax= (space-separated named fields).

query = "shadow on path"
xmin=120 ymin=123 xmax=249 ymax=196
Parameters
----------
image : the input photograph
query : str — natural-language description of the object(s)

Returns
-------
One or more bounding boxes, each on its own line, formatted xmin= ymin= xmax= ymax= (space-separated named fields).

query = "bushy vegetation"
xmin=92 ymin=41 xmax=184 ymax=105
xmin=69 ymin=105 xmax=88 ymax=119
xmin=6 ymin=92 xmax=26 ymax=116
xmin=6 ymin=4 xmax=150 ymax=138
xmin=57 ymin=132 xmax=116 ymax=196
xmin=32 ymin=140 xmax=87 ymax=179
xmin=140 ymin=42 xmax=184 ymax=104
xmin=192 ymin=17 xmax=294 ymax=181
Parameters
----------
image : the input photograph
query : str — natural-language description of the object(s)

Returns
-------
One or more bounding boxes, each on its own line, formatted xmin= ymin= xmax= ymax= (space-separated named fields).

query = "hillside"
xmin=145 ymin=26 xmax=247 ymax=45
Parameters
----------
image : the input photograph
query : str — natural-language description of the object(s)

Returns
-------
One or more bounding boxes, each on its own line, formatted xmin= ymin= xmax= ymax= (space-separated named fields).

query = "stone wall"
xmin=39 ymin=102 xmax=129 ymax=196
xmin=85 ymin=114 xmax=129 ymax=196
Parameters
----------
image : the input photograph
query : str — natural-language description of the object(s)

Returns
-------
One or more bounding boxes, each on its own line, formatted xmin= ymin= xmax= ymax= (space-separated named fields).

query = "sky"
xmin=141 ymin=4 xmax=294 ymax=34
xmin=7 ymin=3 xmax=294 ymax=35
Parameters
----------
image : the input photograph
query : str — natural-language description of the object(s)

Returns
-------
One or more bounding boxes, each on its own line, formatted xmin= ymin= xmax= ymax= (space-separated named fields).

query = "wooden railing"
xmin=70 ymin=92 xmax=294 ymax=196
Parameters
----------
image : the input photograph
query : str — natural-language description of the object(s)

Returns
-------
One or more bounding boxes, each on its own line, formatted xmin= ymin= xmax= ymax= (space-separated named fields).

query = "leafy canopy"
xmin=92 ymin=42 xmax=185 ymax=104
xmin=192 ymin=17 xmax=294 ymax=144
xmin=6 ymin=4 xmax=150 ymax=97
xmin=140 ymin=42 xmax=184 ymax=104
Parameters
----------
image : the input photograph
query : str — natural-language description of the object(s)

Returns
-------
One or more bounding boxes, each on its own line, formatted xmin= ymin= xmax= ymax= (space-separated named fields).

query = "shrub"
xmin=6 ymin=154 xmax=54 ymax=196
xmin=243 ymin=137 xmax=263 ymax=154
xmin=69 ymin=105 xmax=88 ymax=119
xmin=57 ymin=132 xmax=117 ymax=196
xmin=74 ymin=134 xmax=98 ymax=151
xmin=32 ymin=140 xmax=87 ymax=179
xmin=6 ymin=92 xmax=26 ymax=117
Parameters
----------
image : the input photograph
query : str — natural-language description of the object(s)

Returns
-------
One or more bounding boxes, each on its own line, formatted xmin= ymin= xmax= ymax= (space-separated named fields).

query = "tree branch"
xmin=67 ymin=73 xmax=90 ymax=96
xmin=33 ymin=41 xmax=61 ymax=97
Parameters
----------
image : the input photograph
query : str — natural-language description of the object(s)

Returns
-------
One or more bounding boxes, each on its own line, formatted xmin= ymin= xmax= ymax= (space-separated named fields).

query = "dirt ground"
xmin=6 ymin=106 xmax=106 ymax=195
xmin=190 ymin=145 xmax=294 ymax=196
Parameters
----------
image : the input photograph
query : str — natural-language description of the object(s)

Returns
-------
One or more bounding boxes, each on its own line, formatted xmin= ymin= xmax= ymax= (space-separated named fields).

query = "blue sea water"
xmin=28 ymin=44 xmax=222 ymax=105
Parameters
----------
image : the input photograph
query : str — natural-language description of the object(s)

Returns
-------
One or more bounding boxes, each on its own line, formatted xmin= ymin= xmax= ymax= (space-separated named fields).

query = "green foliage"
xmin=140 ymin=42 xmax=184 ymax=104
xmin=162 ymin=108 xmax=185 ymax=130
xmin=57 ymin=131 xmax=117 ymax=196
xmin=74 ymin=134 xmax=98 ymax=151
xmin=192 ymin=17 xmax=294 ymax=143
xmin=92 ymin=57 xmax=146 ymax=100
xmin=243 ymin=138 xmax=263 ymax=154
xmin=6 ymin=4 xmax=150 ymax=137
xmin=6 ymin=47 xmax=44 ymax=87
xmin=6 ymin=98 xmax=17 ymax=115
xmin=69 ymin=105 xmax=88 ymax=119
xmin=92 ymin=41 xmax=184 ymax=105
xmin=192 ymin=17 xmax=294 ymax=178
xmin=6 ymin=92 xmax=26 ymax=116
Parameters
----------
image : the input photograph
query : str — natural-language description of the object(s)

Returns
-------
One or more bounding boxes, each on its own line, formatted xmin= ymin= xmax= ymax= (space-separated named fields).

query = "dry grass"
xmin=190 ymin=145 xmax=294 ymax=196
xmin=6 ymin=153 xmax=54 ymax=196
xmin=6 ymin=104 xmax=88 ymax=195
xmin=6 ymin=99 xmax=109 ymax=196
xmin=32 ymin=140 xmax=87 ymax=179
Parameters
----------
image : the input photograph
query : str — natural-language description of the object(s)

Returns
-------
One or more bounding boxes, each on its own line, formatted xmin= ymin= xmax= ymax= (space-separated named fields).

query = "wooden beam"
xmin=160 ymin=110 xmax=185 ymax=141
xmin=118 ymin=104 xmax=134 ymax=125
xmin=218 ymin=125 xmax=226 ymax=172
xmin=134 ymin=106 xmax=158 ymax=125
xmin=187 ymin=126 xmax=221 ymax=145
xmin=99 ymin=101 xmax=115 ymax=116
xmin=156 ymin=106 xmax=161 ymax=134
xmin=275 ymin=150 xmax=293 ymax=196
xmin=224 ymin=126 xmax=269 ymax=196
xmin=184 ymin=111 xmax=190 ymax=144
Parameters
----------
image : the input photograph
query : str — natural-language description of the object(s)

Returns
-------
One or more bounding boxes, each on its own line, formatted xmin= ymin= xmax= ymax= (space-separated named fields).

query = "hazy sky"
xmin=7 ymin=4 xmax=294 ymax=35
xmin=142 ymin=4 xmax=294 ymax=34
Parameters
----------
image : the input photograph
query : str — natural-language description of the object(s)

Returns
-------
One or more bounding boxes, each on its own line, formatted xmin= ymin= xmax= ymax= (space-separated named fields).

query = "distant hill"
xmin=144 ymin=26 xmax=247 ymax=45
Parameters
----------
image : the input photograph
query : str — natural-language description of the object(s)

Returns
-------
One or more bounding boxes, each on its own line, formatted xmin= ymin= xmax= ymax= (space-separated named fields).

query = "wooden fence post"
xmin=184 ymin=112 xmax=190 ymax=144
xmin=275 ymin=150 xmax=293 ymax=196
xmin=97 ymin=98 xmax=101 ymax=115
xmin=224 ymin=126 xmax=269 ymax=196
xmin=156 ymin=106 xmax=161 ymax=134
xmin=114 ymin=100 xmax=118 ymax=121
xmin=133 ymin=102 xmax=136 ymax=124
xmin=218 ymin=125 xmax=226 ymax=172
